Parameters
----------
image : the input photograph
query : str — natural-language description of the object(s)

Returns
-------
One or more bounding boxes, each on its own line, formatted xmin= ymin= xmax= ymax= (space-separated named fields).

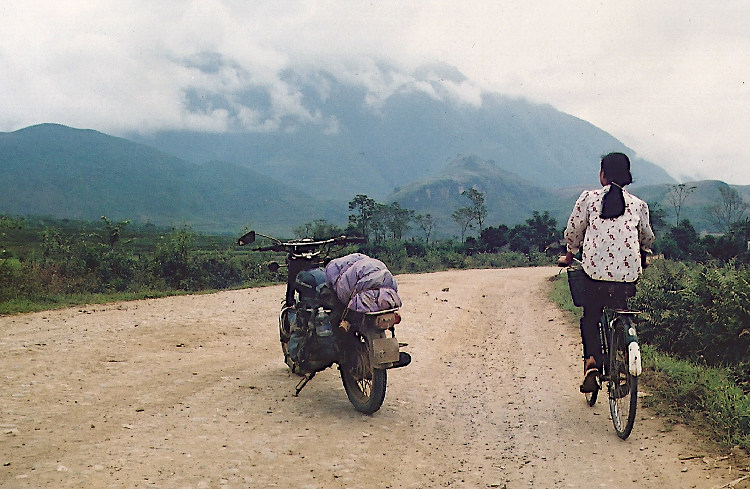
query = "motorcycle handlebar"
xmin=340 ymin=235 xmax=367 ymax=245
xmin=254 ymin=244 xmax=284 ymax=252
xmin=247 ymin=235 xmax=366 ymax=252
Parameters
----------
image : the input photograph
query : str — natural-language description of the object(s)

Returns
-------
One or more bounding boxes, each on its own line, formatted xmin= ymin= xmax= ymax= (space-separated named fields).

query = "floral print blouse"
xmin=564 ymin=186 xmax=655 ymax=283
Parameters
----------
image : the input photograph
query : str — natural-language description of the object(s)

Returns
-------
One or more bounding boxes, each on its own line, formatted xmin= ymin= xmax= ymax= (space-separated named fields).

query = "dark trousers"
xmin=580 ymin=278 xmax=636 ymax=370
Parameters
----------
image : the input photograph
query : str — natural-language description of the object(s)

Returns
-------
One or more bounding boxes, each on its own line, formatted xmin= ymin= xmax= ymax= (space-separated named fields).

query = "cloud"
xmin=2 ymin=1 xmax=750 ymax=184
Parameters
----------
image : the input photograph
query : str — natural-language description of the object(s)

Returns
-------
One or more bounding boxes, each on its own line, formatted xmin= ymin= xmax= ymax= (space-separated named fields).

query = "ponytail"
xmin=600 ymin=153 xmax=632 ymax=219
xmin=601 ymin=183 xmax=625 ymax=218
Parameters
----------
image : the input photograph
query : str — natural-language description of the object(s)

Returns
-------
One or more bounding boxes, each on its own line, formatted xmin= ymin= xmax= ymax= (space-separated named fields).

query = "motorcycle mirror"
xmin=267 ymin=261 xmax=280 ymax=273
xmin=237 ymin=231 xmax=256 ymax=246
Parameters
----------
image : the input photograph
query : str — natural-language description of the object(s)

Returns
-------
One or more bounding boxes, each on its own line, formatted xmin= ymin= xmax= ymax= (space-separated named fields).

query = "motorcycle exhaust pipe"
xmin=388 ymin=352 xmax=411 ymax=369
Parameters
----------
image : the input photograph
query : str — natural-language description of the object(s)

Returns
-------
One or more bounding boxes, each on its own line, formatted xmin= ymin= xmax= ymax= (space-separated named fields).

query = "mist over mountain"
xmin=130 ymin=66 xmax=675 ymax=200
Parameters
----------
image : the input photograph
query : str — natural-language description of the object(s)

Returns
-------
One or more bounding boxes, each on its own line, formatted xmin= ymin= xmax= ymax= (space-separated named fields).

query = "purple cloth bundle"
xmin=324 ymin=253 xmax=402 ymax=312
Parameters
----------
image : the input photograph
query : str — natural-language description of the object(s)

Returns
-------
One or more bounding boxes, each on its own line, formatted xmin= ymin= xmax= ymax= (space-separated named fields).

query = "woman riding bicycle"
xmin=558 ymin=152 xmax=655 ymax=393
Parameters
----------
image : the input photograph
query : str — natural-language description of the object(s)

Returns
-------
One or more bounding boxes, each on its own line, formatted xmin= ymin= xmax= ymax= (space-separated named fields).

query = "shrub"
xmin=635 ymin=259 xmax=750 ymax=387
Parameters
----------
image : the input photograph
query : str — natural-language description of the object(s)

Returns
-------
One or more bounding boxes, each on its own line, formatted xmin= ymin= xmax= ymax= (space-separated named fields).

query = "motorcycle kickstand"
xmin=294 ymin=372 xmax=316 ymax=397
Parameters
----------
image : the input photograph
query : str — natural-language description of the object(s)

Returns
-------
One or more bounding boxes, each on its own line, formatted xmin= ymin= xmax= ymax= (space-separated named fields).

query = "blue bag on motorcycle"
xmin=287 ymin=299 xmax=339 ymax=372
xmin=295 ymin=268 xmax=327 ymax=306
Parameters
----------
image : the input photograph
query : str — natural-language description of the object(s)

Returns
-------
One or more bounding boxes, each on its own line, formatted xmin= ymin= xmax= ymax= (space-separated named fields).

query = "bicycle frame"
xmin=596 ymin=307 xmax=639 ymax=382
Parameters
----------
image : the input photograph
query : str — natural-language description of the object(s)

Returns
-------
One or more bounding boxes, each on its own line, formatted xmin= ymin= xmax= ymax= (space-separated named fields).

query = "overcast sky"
xmin=2 ymin=1 xmax=749 ymax=185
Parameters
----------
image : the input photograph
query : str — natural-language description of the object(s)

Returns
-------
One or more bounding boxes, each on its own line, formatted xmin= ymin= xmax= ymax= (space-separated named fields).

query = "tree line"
xmin=653 ymin=184 xmax=750 ymax=263
xmin=1 ymin=182 xmax=747 ymax=313
xmin=301 ymin=190 xmax=561 ymax=256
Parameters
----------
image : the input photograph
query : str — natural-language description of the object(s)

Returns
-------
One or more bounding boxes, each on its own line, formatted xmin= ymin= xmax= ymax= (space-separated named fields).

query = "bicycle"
xmin=565 ymin=261 xmax=642 ymax=439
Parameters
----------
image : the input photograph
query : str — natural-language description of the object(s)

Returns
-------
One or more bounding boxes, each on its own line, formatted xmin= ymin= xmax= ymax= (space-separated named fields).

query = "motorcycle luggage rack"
xmin=364 ymin=308 xmax=399 ymax=315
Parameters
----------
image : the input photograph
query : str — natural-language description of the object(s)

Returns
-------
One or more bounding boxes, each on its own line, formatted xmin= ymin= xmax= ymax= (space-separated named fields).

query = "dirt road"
xmin=1 ymin=268 xmax=747 ymax=488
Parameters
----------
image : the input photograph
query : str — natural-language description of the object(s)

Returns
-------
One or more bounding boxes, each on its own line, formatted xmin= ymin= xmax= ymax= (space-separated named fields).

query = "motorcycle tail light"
xmin=394 ymin=312 xmax=401 ymax=324
xmin=374 ymin=312 xmax=398 ymax=330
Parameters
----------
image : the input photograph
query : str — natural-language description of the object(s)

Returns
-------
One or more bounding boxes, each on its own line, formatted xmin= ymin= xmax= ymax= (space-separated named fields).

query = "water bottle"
xmin=315 ymin=308 xmax=332 ymax=337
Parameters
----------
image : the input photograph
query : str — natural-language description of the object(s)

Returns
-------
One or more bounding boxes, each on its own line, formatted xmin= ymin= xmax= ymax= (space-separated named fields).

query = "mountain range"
xmin=0 ymin=124 xmax=344 ymax=233
xmin=1 ymin=71 xmax=746 ymax=236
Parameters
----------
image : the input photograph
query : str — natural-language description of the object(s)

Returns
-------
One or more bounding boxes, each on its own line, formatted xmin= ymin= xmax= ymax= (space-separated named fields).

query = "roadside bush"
xmin=149 ymin=227 xmax=195 ymax=289
xmin=187 ymin=251 xmax=244 ymax=290
xmin=0 ymin=259 xmax=25 ymax=301
xmin=98 ymin=251 xmax=138 ymax=292
xmin=635 ymin=259 xmax=750 ymax=387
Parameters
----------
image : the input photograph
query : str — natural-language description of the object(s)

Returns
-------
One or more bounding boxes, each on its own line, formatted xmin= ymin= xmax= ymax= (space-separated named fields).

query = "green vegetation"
xmin=0 ymin=216 xmax=278 ymax=314
xmin=634 ymin=259 xmax=750 ymax=387
xmin=643 ymin=345 xmax=749 ymax=451
xmin=0 ymin=201 xmax=560 ymax=314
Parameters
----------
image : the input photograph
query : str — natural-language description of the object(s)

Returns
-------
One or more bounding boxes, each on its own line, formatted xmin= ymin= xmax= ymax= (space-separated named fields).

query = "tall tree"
xmin=415 ymin=213 xmax=436 ymax=246
xmin=383 ymin=202 xmax=413 ymax=241
xmin=666 ymin=183 xmax=697 ymax=226
xmin=370 ymin=203 xmax=389 ymax=244
xmin=524 ymin=211 xmax=559 ymax=252
xmin=452 ymin=207 xmax=474 ymax=243
xmin=479 ymin=225 xmax=509 ymax=253
xmin=348 ymin=194 xmax=377 ymax=238
xmin=706 ymin=186 xmax=749 ymax=234
xmin=462 ymin=188 xmax=487 ymax=231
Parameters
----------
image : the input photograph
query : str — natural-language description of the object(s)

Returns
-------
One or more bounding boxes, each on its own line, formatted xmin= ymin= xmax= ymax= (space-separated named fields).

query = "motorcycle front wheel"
xmin=340 ymin=337 xmax=387 ymax=414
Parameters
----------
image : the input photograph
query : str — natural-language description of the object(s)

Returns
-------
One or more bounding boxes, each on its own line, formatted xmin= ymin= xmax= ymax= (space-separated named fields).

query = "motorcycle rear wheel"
xmin=279 ymin=308 xmax=302 ymax=375
xmin=340 ymin=338 xmax=387 ymax=414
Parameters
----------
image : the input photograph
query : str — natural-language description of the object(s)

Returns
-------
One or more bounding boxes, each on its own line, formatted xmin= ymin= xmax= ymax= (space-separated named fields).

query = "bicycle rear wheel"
xmin=608 ymin=316 xmax=638 ymax=439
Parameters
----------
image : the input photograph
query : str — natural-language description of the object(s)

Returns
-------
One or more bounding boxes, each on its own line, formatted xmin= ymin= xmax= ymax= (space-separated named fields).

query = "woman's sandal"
xmin=580 ymin=368 xmax=600 ymax=393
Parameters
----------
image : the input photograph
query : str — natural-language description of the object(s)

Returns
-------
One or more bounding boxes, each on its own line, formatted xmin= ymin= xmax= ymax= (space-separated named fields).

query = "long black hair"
xmin=600 ymin=152 xmax=633 ymax=219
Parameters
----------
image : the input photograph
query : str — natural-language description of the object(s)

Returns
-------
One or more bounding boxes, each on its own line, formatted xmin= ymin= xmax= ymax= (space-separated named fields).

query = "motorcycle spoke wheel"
xmin=279 ymin=309 xmax=302 ymax=375
xmin=608 ymin=317 xmax=638 ymax=439
xmin=340 ymin=340 xmax=386 ymax=414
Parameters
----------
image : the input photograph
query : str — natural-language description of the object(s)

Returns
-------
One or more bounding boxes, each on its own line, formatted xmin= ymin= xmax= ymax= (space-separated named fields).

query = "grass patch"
xmin=642 ymin=345 xmax=750 ymax=451
xmin=0 ymin=290 xmax=185 ymax=315
xmin=0 ymin=278 xmax=282 ymax=316
xmin=547 ymin=271 xmax=580 ymax=317
xmin=548 ymin=272 xmax=750 ymax=453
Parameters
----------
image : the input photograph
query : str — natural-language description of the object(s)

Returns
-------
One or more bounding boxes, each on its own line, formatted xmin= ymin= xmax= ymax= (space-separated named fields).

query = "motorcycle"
xmin=237 ymin=231 xmax=411 ymax=414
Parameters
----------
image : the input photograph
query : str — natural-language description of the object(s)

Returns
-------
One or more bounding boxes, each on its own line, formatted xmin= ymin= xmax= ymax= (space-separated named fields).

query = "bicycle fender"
xmin=623 ymin=320 xmax=641 ymax=376
xmin=628 ymin=343 xmax=643 ymax=376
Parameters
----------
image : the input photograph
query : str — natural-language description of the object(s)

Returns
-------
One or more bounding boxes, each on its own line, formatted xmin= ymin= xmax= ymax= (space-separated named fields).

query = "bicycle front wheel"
xmin=608 ymin=316 xmax=638 ymax=439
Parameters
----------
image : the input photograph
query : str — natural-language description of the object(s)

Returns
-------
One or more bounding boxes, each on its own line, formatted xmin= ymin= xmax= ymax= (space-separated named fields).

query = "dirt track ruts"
xmin=1 ymin=267 xmax=747 ymax=488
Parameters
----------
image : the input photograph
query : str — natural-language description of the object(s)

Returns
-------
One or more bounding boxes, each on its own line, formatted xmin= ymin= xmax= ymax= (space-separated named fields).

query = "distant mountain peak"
xmin=413 ymin=62 xmax=468 ymax=83
xmin=442 ymin=154 xmax=518 ymax=181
